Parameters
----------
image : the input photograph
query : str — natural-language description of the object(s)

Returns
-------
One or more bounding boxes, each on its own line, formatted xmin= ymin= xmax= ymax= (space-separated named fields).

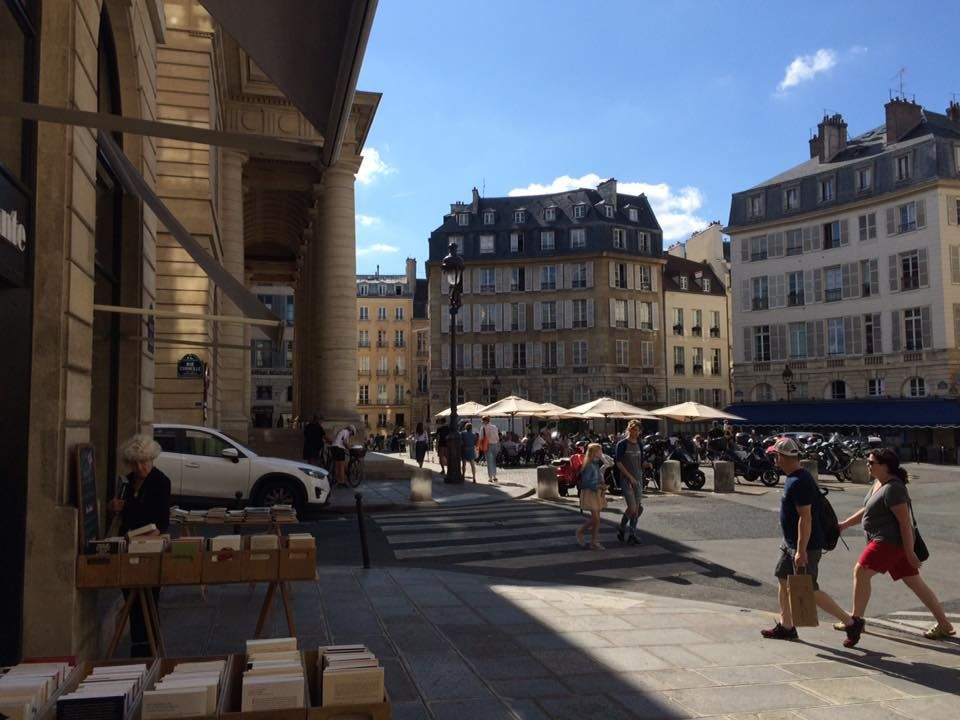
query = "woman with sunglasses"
xmin=837 ymin=448 xmax=954 ymax=646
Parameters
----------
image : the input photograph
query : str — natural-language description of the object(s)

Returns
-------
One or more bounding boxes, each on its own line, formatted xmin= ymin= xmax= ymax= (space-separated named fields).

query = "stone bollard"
xmin=660 ymin=460 xmax=682 ymax=493
xmin=713 ymin=461 xmax=735 ymax=493
xmin=800 ymin=459 xmax=819 ymax=483
xmin=848 ymin=458 xmax=870 ymax=484
xmin=410 ymin=467 xmax=433 ymax=502
xmin=536 ymin=466 xmax=560 ymax=500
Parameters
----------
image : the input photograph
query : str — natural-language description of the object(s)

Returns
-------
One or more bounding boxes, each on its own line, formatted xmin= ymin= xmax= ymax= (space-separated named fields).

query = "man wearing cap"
xmin=762 ymin=437 xmax=853 ymax=640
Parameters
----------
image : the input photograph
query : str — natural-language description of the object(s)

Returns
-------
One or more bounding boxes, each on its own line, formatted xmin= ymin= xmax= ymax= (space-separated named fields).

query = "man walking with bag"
xmin=762 ymin=438 xmax=854 ymax=640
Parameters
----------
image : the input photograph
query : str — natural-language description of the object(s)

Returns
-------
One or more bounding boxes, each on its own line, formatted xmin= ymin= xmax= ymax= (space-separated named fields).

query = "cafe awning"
xmin=725 ymin=399 xmax=960 ymax=429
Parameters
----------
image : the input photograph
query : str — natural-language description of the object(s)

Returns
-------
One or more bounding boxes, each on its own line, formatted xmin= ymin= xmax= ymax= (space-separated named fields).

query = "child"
xmin=576 ymin=443 xmax=606 ymax=550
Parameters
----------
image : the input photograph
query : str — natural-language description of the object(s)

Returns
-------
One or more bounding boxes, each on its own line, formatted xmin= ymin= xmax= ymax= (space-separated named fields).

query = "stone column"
xmin=217 ymin=149 xmax=250 ymax=441
xmin=308 ymin=155 xmax=363 ymax=429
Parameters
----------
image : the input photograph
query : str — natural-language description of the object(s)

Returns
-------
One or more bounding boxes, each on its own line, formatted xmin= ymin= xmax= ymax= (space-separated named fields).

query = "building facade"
xmin=411 ymin=277 xmax=431 ymax=429
xmin=662 ymin=255 xmax=730 ymax=406
xmin=726 ymin=99 xmax=960 ymax=449
xmin=250 ymin=285 xmax=295 ymax=427
xmin=427 ymin=180 xmax=667 ymax=412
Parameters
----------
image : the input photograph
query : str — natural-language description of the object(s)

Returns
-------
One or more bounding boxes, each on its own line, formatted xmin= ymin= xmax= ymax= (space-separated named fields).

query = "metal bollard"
xmin=355 ymin=492 xmax=370 ymax=569
xmin=713 ymin=461 xmax=735 ymax=493
xmin=659 ymin=460 xmax=681 ymax=493
xmin=536 ymin=466 xmax=560 ymax=500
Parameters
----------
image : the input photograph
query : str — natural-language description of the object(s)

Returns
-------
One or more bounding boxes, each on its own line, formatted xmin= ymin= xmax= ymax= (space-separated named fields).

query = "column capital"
xmin=221 ymin=148 xmax=250 ymax=166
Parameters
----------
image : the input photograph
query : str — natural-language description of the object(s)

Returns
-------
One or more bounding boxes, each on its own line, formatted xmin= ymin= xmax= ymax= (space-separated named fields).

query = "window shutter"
xmin=888 ymin=254 xmax=900 ymax=292
xmin=651 ymin=301 xmax=659 ymax=330
xmin=608 ymin=298 xmax=616 ymax=328
xmin=949 ymin=198 xmax=960 ymax=226
xmin=627 ymin=300 xmax=637 ymax=329
xmin=556 ymin=300 xmax=565 ymax=329
xmin=557 ymin=342 xmax=565 ymax=367
xmin=811 ymin=225 xmax=822 ymax=250
xmin=472 ymin=268 xmax=481 ymax=294
xmin=635 ymin=265 xmax=643 ymax=290
xmin=441 ymin=309 xmax=450 ymax=333
xmin=740 ymin=279 xmax=751 ymax=312
xmin=917 ymin=198 xmax=927 ymax=228
xmin=564 ymin=300 xmax=574 ymax=329
xmin=504 ymin=343 xmax=513 ymax=369
xmin=839 ymin=219 xmax=849 ymax=246
xmin=461 ymin=304 xmax=471 ymax=332
xmin=495 ymin=343 xmax=503 ymax=369
xmin=872 ymin=313 xmax=882 ymax=354
xmin=557 ymin=264 xmax=565 ymax=290
xmin=802 ymin=270 xmax=813 ymax=305
xmin=813 ymin=268 xmax=823 ymax=302
xmin=441 ymin=344 xmax=450 ymax=370
xmin=463 ymin=343 xmax=472 ymax=369
xmin=742 ymin=326 xmax=753 ymax=362
xmin=951 ymin=246 xmax=960 ymax=283
xmin=586 ymin=261 xmax=594 ymax=288
xmin=473 ymin=344 xmax=482 ymax=369
xmin=851 ymin=315 xmax=863 ymax=355
xmin=587 ymin=299 xmax=595 ymax=328
xmin=518 ymin=303 xmax=527 ymax=332
xmin=921 ymin=306 xmax=932 ymax=350
xmin=891 ymin=311 xmax=902 ymax=352
xmin=608 ymin=260 xmax=616 ymax=288
xmin=954 ymin=305 xmax=960 ymax=349
xmin=527 ymin=342 xmax=537 ymax=368
xmin=841 ymin=263 xmax=852 ymax=299
xmin=561 ymin=264 xmax=570 ymax=290
xmin=494 ymin=304 xmax=503 ymax=332
xmin=802 ymin=227 xmax=812 ymax=253
xmin=533 ymin=302 xmax=542 ymax=330
xmin=886 ymin=207 xmax=896 ymax=236
xmin=918 ymin=248 xmax=929 ymax=287
xmin=769 ymin=232 xmax=784 ymax=258
xmin=626 ymin=264 xmax=635 ymax=290
xmin=843 ymin=316 xmax=854 ymax=355
xmin=740 ymin=237 xmax=750 ymax=263
xmin=771 ymin=274 xmax=785 ymax=308
xmin=770 ymin=324 xmax=782 ymax=360
xmin=472 ymin=305 xmax=481 ymax=330
xmin=850 ymin=262 xmax=861 ymax=298
xmin=650 ymin=266 xmax=658 ymax=292
xmin=526 ymin=265 xmax=536 ymax=292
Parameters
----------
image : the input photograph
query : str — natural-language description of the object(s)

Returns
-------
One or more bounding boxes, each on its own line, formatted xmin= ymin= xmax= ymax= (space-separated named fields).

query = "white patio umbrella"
xmin=478 ymin=395 xmax=546 ymax=418
xmin=530 ymin=402 xmax=569 ymax=418
xmin=649 ymin=402 xmax=746 ymax=423
xmin=434 ymin=401 xmax=487 ymax=418
xmin=567 ymin=397 xmax=659 ymax=420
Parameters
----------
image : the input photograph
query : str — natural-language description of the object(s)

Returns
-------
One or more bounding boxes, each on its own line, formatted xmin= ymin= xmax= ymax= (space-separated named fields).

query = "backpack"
xmin=816 ymin=486 xmax=841 ymax=551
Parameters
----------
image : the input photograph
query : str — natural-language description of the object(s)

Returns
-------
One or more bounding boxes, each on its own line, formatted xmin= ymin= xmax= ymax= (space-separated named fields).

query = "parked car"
xmin=153 ymin=424 xmax=331 ymax=511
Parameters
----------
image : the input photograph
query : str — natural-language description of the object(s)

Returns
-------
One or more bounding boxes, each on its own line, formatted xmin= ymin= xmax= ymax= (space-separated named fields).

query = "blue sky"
xmin=353 ymin=0 xmax=960 ymax=275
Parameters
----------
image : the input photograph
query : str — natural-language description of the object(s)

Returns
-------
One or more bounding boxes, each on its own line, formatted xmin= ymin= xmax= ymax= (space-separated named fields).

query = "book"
xmin=321 ymin=666 xmax=384 ymax=707
xmin=209 ymin=535 xmax=242 ymax=552
xmin=248 ymin=534 xmax=279 ymax=551
xmin=127 ymin=524 xmax=158 ymax=539
xmin=86 ymin=537 xmax=126 ymax=555
xmin=246 ymin=637 xmax=297 ymax=655
xmin=286 ymin=533 xmax=316 ymax=550
xmin=240 ymin=674 xmax=304 ymax=712
xmin=128 ymin=537 xmax=167 ymax=554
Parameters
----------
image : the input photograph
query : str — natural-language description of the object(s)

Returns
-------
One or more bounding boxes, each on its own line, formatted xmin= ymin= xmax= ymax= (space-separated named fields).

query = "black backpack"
xmin=816 ymin=486 xmax=841 ymax=551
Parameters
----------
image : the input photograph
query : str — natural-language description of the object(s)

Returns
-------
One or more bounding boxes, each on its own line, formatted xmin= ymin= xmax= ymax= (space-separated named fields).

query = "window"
xmin=856 ymin=167 xmax=872 ymax=192
xmin=540 ymin=230 xmax=555 ymax=251
xmin=258 ymin=294 xmax=274 ymax=310
xmin=417 ymin=366 xmax=429 ymax=393
xmin=679 ymin=275 xmax=689 ymax=290
xmin=285 ymin=296 xmax=294 ymax=326
xmin=750 ymin=235 xmax=768 ymax=261
xmin=359 ymin=306 xmax=369 ymax=320
xmin=457 ymin=212 xmax=469 ymax=226
xmin=543 ymin=341 xmax=558 ymax=368
xmin=640 ymin=340 xmax=653 ymax=368
xmin=604 ymin=204 xmax=615 ymax=218
xmin=637 ymin=266 xmax=652 ymax=291
xmin=479 ymin=234 xmax=495 ymax=254
xmin=358 ymin=284 xmax=368 ymax=296
xmin=510 ymin=231 xmax=524 ymax=253
xmin=378 ymin=306 xmax=387 ymax=320
xmin=628 ymin=207 xmax=638 ymax=222
xmin=860 ymin=258 xmax=879 ymax=297
xmin=786 ymin=229 xmax=803 ymax=255
xmin=571 ymin=263 xmax=587 ymax=289
xmin=572 ymin=341 xmax=587 ymax=367
xmin=858 ymin=213 xmax=877 ymax=241
xmin=570 ymin=228 xmax=586 ymax=249
xmin=252 ymin=340 xmax=270 ymax=368
xmin=638 ymin=302 xmax=653 ymax=330
xmin=754 ymin=383 xmax=774 ymax=401
xmin=449 ymin=235 xmax=464 ymax=254
xmin=614 ymin=385 xmax=630 ymax=402
xmin=395 ymin=384 xmax=404 ymax=403
xmin=395 ymin=307 xmax=404 ymax=320
xmin=377 ymin=330 xmax=387 ymax=347
xmin=900 ymin=250 xmax=921 ymax=290
xmin=574 ymin=204 xmax=586 ymax=219
xmin=908 ymin=377 xmax=926 ymax=397
xmin=616 ymin=339 xmax=629 ymax=367
xmin=479 ymin=304 xmax=497 ymax=332
xmin=819 ymin=176 xmax=835 ymax=202
xmin=691 ymin=308 xmax=702 ymax=335
xmin=613 ymin=262 xmax=628 ymax=289
xmin=256 ymin=385 xmax=272 ymax=400
xmin=895 ymin=154 xmax=911 ymax=181
xmin=702 ymin=278 xmax=711 ymax=293
xmin=540 ymin=265 xmax=557 ymax=290
xmin=823 ymin=220 xmax=842 ymax=249
xmin=748 ymin=193 xmax=764 ymax=218
xmin=898 ymin=202 xmax=918 ymax=233
xmin=784 ymin=186 xmax=800 ymax=210
xmin=711 ymin=348 xmax=722 ymax=376
xmin=827 ymin=318 xmax=845 ymax=355
xmin=285 ymin=341 xmax=293 ymax=368
xmin=359 ymin=356 xmax=370 ymax=373
xmin=480 ymin=267 xmax=496 ymax=293
xmin=692 ymin=347 xmax=704 ymax=374
xmin=396 ymin=285 xmax=403 ymax=296
xmin=613 ymin=228 xmax=626 ymax=249
xmin=379 ymin=285 xmax=387 ymax=296
xmin=377 ymin=412 xmax=388 ymax=427
xmin=514 ymin=209 xmax=526 ymax=223
xmin=512 ymin=343 xmax=527 ymax=368
xmin=787 ymin=271 xmax=804 ymax=306
xmin=824 ymin=266 xmax=842 ymax=302
xmin=710 ymin=310 xmax=721 ymax=336
xmin=358 ymin=330 xmax=370 ymax=347
xmin=789 ymin=322 xmax=807 ymax=358
xmin=639 ymin=232 xmax=651 ymax=253
xmin=867 ymin=378 xmax=884 ymax=397
xmin=183 ymin=430 xmax=232 ymax=458
xmin=904 ymin=308 xmax=923 ymax=351
xmin=483 ymin=209 xmax=495 ymax=225
xmin=358 ymin=385 xmax=369 ymax=404
xmin=395 ymin=330 xmax=405 ymax=347
xmin=417 ymin=332 xmax=428 ymax=353
xmin=378 ymin=356 xmax=388 ymax=374
xmin=510 ymin=267 xmax=525 ymax=292
xmin=864 ymin=313 xmax=880 ymax=355
xmin=545 ymin=207 xmax=557 ymax=221
xmin=481 ymin=344 xmax=496 ymax=370
xmin=831 ymin=380 xmax=847 ymax=400
xmin=673 ymin=307 xmax=684 ymax=334
xmin=751 ymin=276 xmax=769 ymax=310
xmin=510 ymin=303 xmax=521 ymax=331
xmin=614 ymin=299 xmax=628 ymax=328
xmin=572 ymin=299 xmax=588 ymax=328
xmin=673 ymin=346 xmax=685 ymax=374
xmin=754 ymin=326 xmax=771 ymax=362
xmin=541 ymin=301 xmax=557 ymax=330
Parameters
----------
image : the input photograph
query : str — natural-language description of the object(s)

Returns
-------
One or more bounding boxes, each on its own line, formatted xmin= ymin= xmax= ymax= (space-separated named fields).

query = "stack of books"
xmin=127 ymin=525 xmax=168 ymax=554
xmin=169 ymin=507 xmax=189 ymax=525
xmin=0 ymin=661 xmax=71 ymax=720
xmin=248 ymin=535 xmax=279 ymax=551
xmin=205 ymin=508 xmax=228 ymax=524
xmin=271 ymin=505 xmax=298 ymax=524
xmin=240 ymin=638 xmax=305 ymax=712
xmin=286 ymin=533 xmax=316 ymax=551
xmin=141 ymin=659 xmax=225 ymax=719
xmin=187 ymin=510 xmax=207 ymax=524
xmin=225 ymin=509 xmax=246 ymax=523
xmin=55 ymin=663 xmax=149 ymax=720
xmin=244 ymin=507 xmax=271 ymax=524
xmin=318 ymin=645 xmax=384 ymax=707
xmin=86 ymin=536 xmax=127 ymax=555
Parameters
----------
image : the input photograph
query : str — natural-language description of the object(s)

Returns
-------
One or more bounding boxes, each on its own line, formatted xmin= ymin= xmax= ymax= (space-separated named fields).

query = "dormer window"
xmin=747 ymin=193 xmax=764 ymax=219
xmin=573 ymin=204 xmax=586 ymax=219
xmin=613 ymin=228 xmax=626 ymax=250
xmin=783 ymin=186 xmax=800 ymax=211
xmin=895 ymin=154 xmax=911 ymax=181
xmin=514 ymin=209 xmax=526 ymax=223
xmin=358 ymin=285 xmax=368 ymax=296
xmin=545 ymin=207 xmax=557 ymax=221
xmin=818 ymin=177 xmax=835 ymax=203
xmin=856 ymin=167 xmax=872 ymax=192
xmin=679 ymin=275 xmax=689 ymax=290
xmin=604 ymin=204 xmax=615 ymax=219
xmin=638 ymin=232 xmax=651 ymax=254
xmin=482 ymin=209 xmax=495 ymax=225
xmin=702 ymin=278 xmax=711 ymax=293
xmin=457 ymin=212 xmax=469 ymax=226
xmin=628 ymin=207 xmax=638 ymax=222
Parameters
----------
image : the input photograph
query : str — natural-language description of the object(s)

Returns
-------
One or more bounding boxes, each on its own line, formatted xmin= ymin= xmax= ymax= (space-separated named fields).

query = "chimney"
xmin=884 ymin=97 xmax=923 ymax=145
xmin=808 ymin=133 xmax=822 ymax=159
xmin=471 ymin=187 xmax=480 ymax=213
xmin=597 ymin=178 xmax=617 ymax=208
xmin=405 ymin=257 xmax=416 ymax=292
xmin=817 ymin=114 xmax=847 ymax=162
xmin=947 ymin=101 xmax=960 ymax=124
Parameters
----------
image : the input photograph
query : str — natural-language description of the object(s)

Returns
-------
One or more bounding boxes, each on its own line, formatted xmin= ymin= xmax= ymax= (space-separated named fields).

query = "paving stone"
xmin=696 ymin=665 xmax=801 ymax=686
xmin=391 ymin=700 xmax=432 ymax=720
xmin=586 ymin=646 xmax=674 ymax=672
xmin=430 ymin=697 xmax=516 ymax=720
xmin=720 ymin=712 xmax=803 ymax=720
xmin=490 ymin=676 xmax=568 ymax=698
xmin=665 ymin=684 xmax=826 ymax=715
xmin=644 ymin=645 xmax=715 ymax=668
xmin=514 ymin=631 xmax=613 ymax=651
xmin=475 ymin=605 xmax=539 ymax=625
xmin=871 ymin=668 xmax=960 ymax=697
xmin=612 ymin=691 xmax=696 ymax=719
xmin=419 ymin=604 xmax=486 ymax=626
xmin=877 ymin=696 xmax=960 ymax=720
xmin=537 ymin=694 xmax=637 ymax=720
xmin=689 ymin=641 xmax=817 ymax=666
xmin=539 ymin=614 xmax=634 ymax=633
xmin=384 ymin=618 xmax=451 ymax=653
xmin=467 ymin=654 xmax=554 ymax=680
xmin=404 ymin=651 xmax=490 ymax=701
xmin=504 ymin=698 xmax=553 ymax=720
xmin=775 ymin=661 xmax=878 ymax=680
xmin=794 ymin=703 xmax=915 ymax=720
xmin=794 ymin=677 xmax=907 ymax=704
xmin=533 ymin=649 xmax=605 ymax=675
xmin=599 ymin=628 xmax=713 ymax=646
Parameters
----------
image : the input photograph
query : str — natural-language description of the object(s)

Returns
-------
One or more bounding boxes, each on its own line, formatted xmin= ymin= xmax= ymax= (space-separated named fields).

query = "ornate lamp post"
xmin=782 ymin=364 xmax=797 ymax=401
xmin=441 ymin=242 xmax=465 ymax=484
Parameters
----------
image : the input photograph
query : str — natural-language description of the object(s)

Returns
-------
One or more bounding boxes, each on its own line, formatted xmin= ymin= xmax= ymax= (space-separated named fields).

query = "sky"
xmin=352 ymin=0 xmax=960 ymax=276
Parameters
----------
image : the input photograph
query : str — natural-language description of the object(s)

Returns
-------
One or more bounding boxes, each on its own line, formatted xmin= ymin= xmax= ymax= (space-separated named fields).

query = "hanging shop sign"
xmin=0 ymin=167 xmax=30 ymax=288
xmin=177 ymin=353 xmax=205 ymax=378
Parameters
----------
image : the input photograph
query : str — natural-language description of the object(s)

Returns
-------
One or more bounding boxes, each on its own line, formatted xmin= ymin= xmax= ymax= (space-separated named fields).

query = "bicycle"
xmin=346 ymin=445 xmax=366 ymax=488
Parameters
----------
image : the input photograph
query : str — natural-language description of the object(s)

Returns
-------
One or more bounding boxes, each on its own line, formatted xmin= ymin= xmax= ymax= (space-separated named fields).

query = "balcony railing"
xmin=787 ymin=292 xmax=804 ymax=307
xmin=358 ymin=341 xmax=370 ymax=348
xmin=416 ymin=350 xmax=429 ymax=357
xmin=751 ymin=298 xmax=768 ymax=311
xmin=673 ymin=324 xmax=684 ymax=336
xmin=864 ymin=355 xmax=884 ymax=366
xmin=358 ymin=369 xmax=371 ymax=376
xmin=904 ymin=351 xmax=923 ymax=362
xmin=394 ymin=341 xmax=406 ymax=348
xmin=692 ymin=364 xmax=704 ymax=375
xmin=674 ymin=363 xmax=686 ymax=374
xmin=709 ymin=326 xmax=720 ymax=338
xmin=377 ymin=341 xmax=388 ymax=348
xmin=376 ymin=369 xmax=390 ymax=376
xmin=710 ymin=366 xmax=721 ymax=377
xmin=824 ymin=288 xmax=842 ymax=302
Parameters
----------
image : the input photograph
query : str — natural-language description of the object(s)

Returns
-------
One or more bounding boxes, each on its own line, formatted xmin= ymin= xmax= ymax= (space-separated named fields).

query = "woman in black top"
xmin=108 ymin=434 xmax=171 ymax=656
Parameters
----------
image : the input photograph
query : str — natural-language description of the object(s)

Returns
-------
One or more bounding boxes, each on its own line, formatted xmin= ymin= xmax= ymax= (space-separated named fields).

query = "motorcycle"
xmin=666 ymin=441 xmax=707 ymax=490
xmin=724 ymin=437 xmax=780 ymax=486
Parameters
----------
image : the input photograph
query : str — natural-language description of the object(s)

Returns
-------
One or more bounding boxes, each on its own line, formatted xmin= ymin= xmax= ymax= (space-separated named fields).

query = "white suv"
xmin=153 ymin=424 xmax=330 ymax=511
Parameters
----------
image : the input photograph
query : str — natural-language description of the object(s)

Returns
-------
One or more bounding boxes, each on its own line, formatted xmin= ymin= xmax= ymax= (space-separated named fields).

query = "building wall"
xmin=410 ymin=316 xmax=431 ymax=429
xmin=357 ymin=292 xmax=414 ymax=433
xmin=664 ymin=289 xmax=730 ymax=405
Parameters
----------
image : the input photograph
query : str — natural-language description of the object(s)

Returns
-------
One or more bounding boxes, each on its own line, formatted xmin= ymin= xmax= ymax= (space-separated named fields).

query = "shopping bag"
xmin=788 ymin=568 xmax=819 ymax=627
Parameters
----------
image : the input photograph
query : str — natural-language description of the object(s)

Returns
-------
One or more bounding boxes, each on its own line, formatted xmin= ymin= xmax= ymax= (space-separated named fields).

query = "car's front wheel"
xmin=254 ymin=475 xmax=304 ymax=511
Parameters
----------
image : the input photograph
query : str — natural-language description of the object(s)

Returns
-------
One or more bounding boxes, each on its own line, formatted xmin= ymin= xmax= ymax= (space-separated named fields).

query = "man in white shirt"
xmin=332 ymin=425 xmax=355 ymax=486
xmin=480 ymin=416 xmax=501 ymax=483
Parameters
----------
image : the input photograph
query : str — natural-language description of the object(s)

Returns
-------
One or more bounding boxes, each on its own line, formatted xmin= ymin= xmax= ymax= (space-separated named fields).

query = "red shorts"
xmin=858 ymin=540 xmax=919 ymax=581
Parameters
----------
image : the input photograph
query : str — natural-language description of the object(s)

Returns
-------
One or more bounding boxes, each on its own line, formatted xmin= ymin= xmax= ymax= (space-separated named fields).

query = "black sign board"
xmin=75 ymin=444 xmax=100 ymax=548
xmin=0 ymin=166 xmax=30 ymax=288
xmin=177 ymin=353 xmax=204 ymax=378
xmin=146 ymin=303 xmax=155 ymax=354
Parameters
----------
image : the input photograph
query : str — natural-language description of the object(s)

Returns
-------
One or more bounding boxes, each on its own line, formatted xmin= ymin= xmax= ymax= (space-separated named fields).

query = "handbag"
xmin=909 ymin=501 xmax=930 ymax=562
xmin=787 ymin=566 xmax=819 ymax=627
xmin=478 ymin=428 xmax=489 ymax=454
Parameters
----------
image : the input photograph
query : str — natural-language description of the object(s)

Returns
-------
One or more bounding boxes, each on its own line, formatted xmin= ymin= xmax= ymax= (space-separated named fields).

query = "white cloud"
xmin=357 ymin=147 xmax=394 ymax=185
xmin=777 ymin=48 xmax=837 ymax=92
xmin=356 ymin=213 xmax=381 ymax=227
xmin=356 ymin=243 xmax=399 ymax=257
xmin=508 ymin=173 xmax=708 ymax=242
xmin=850 ymin=45 xmax=868 ymax=56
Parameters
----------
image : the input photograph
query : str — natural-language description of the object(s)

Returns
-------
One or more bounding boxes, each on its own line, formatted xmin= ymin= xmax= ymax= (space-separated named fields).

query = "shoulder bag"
xmin=908 ymin=500 xmax=930 ymax=562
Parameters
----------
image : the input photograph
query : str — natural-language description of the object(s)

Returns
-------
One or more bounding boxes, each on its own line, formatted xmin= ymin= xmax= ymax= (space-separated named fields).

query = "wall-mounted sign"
xmin=177 ymin=353 xmax=204 ymax=378
xmin=0 ymin=167 xmax=30 ymax=288
xmin=146 ymin=303 xmax=156 ymax=354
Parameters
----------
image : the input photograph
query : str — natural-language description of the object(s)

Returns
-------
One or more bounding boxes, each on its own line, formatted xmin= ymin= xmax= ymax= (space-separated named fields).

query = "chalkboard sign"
xmin=177 ymin=353 xmax=204 ymax=378
xmin=76 ymin=444 xmax=101 ymax=549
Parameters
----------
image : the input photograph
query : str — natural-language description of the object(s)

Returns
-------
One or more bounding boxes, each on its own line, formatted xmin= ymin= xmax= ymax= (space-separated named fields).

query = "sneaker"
xmin=833 ymin=619 xmax=865 ymax=631
xmin=843 ymin=617 xmax=866 ymax=648
xmin=627 ymin=535 xmax=640 ymax=545
xmin=760 ymin=623 xmax=798 ymax=641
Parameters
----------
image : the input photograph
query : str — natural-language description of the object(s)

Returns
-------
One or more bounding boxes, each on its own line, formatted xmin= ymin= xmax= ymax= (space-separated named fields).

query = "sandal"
xmin=843 ymin=617 xmax=866 ymax=648
xmin=923 ymin=625 xmax=956 ymax=640
xmin=589 ymin=542 xmax=605 ymax=550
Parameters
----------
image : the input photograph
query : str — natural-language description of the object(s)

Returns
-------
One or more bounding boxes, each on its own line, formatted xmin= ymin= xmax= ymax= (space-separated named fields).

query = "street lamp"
xmin=441 ymin=242 xmax=465 ymax=484
xmin=491 ymin=374 xmax=502 ymax=402
xmin=782 ymin=364 xmax=797 ymax=401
